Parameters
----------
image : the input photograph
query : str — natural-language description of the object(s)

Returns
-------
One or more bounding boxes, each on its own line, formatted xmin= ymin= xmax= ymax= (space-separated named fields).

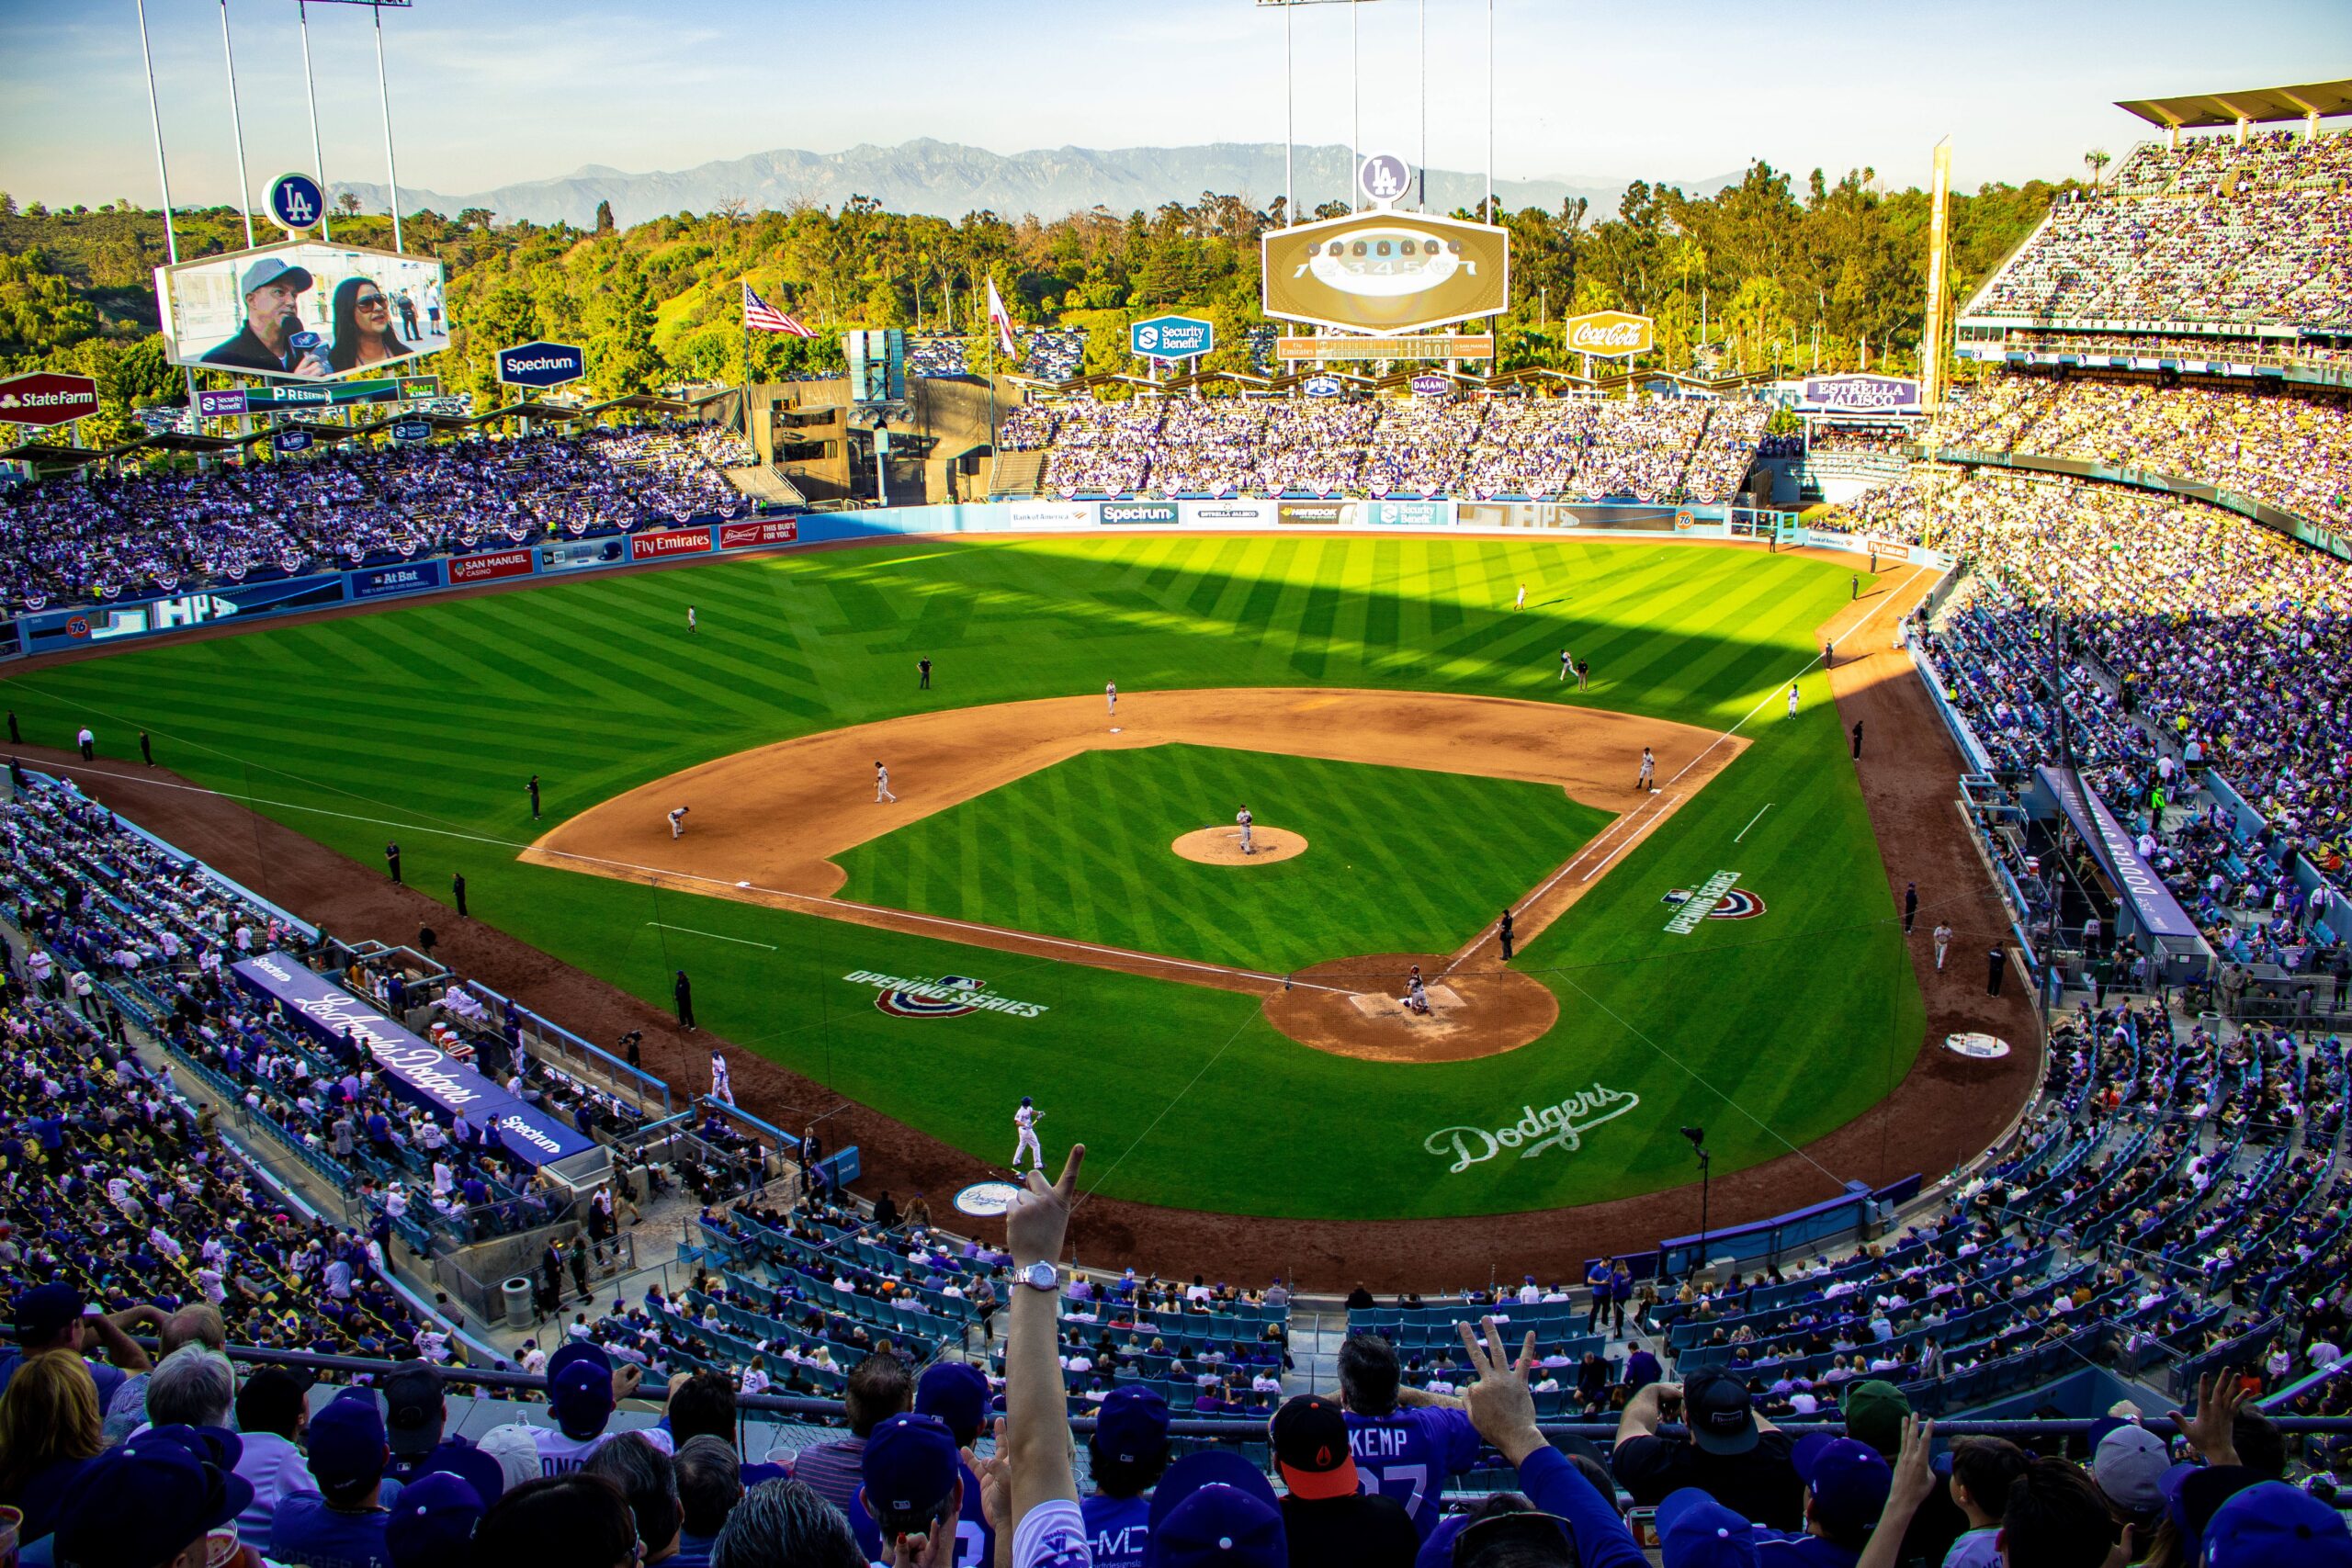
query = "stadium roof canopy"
xmin=2115 ymin=79 xmax=2352 ymax=129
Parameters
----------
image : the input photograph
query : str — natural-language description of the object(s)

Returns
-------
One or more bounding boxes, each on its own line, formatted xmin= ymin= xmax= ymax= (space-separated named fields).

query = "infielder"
xmin=1787 ymin=682 xmax=1800 ymax=718
xmin=875 ymin=761 xmax=897 ymax=803
xmin=668 ymin=807 xmax=689 ymax=839
xmin=1236 ymin=806 xmax=1255 ymax=855
xmin=1559 ymin=649 xmax=1574 ymax=682
xmin=1636 ymin=749 xmax=1655 ymax=792
xmin=687 ymin=606 xmax=698 ymax=634
xmin=710 ymin=1049 xmax=736 ymax=1107
xmin=1012 ymin=1096 xmax=1044 ymax=1173
xmin=1105 ymin=681 xmax=1117 ymax=716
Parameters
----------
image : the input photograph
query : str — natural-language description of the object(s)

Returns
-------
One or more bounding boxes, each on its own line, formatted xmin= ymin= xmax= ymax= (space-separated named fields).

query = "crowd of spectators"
xmin=0 ymin=419 xmax=753 ymax=607
xmin=1001 ymin=391 xmax=1769 ymax=502
xmin=1932 ymin=370 xmax=2352 ymax=530
xmin=1967 ymin=128 xmax=2352 ymax=330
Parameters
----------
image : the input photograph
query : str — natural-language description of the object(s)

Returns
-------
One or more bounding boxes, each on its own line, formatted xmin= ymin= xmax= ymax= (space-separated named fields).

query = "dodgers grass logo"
xmin=1661 ymin=871 xmax=1763 ymax=932
xmin=1424 ymin=1084 xmax=1641 ymax=1173
xmin=843 ymin=970 xmax=1049 ymax=1020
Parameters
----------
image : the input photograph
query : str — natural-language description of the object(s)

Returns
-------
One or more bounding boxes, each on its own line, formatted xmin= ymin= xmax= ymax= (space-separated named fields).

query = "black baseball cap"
xmin=384 ymin=1365 xmax=446 ymax=1454
xmin=1683 ymin=1369 xmax=1760 ymax=1456
xmin=1270 ymin=1395 xmax=1360 ymax=1501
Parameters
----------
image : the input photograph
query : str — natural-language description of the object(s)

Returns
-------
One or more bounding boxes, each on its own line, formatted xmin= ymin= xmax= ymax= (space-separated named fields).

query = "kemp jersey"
xmin=1344 ymin=1407 xmax=1481 ymax=1538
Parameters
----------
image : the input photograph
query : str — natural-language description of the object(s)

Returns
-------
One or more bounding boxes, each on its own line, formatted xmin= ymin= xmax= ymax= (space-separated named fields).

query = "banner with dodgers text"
xmin=231 ymin=953 xmax=597 ymax=1167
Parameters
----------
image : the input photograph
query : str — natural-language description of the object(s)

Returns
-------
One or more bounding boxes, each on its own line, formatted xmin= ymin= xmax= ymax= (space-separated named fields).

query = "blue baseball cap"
xmin=915 ymin=1360 xmax=990 ymax=1444
xmin=1147 ymin=1450 xmax=1284 ymax=1568
xmin=414 ymin=1438 xmax=509 ymax=1507
xmin=2164 ymin=1462 xmax=2266 ymax=1540
xmin=863 ymin=1413 xmax=961 ymax=1519
xmin=2204 ymin=1480 xmax=2352 ymax=1568
xmin=307 ymin=1391 xmax=390 ymax=1491
xmin=550 ymin=1359 xmax=616 ymax=1437
xmin=1657 ymin=1485 xmax=1758 ymax=1568
xmin=387 ymin=1472 xmax=484 ymax=1568
xmin=1793 ymin=1433 xmax=1892 ymax=1536
xmin=54 ymin=1427 xmax=254 ymax=1568
xmin=1093 ymin=1386 xmax=1172 ymax=1466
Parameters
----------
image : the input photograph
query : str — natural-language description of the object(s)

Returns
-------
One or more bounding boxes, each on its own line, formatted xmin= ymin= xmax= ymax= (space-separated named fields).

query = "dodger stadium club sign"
xmin=844 ymin=970 xmax=1048 ymax=1020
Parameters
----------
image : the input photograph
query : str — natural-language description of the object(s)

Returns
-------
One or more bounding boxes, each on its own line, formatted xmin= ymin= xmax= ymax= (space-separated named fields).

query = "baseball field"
xmin=6 ymin=532 xmax=1938 ymax=1234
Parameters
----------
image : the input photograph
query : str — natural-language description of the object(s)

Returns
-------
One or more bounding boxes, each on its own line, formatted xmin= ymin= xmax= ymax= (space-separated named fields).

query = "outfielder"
xmin=668 ymin=807 xmax=690 ymax=839
xmin=875 ymin=761 xmax=897 ymax=803
xmin=710 ymin=1049 xmax=736 ymax=1107
xmin=1787 ymin=682 xmax=1800 ymax=718
xmin=1513 ymin=581 xmax=1527 ymax=611
xmin=1012 ymin=1096 xmax=1044 ymax=1173
xmin=1637 ymin=749 xmax=1655 ymax=792
xmin=687 ymin=606 xmax=698 ymax=634
xmin=1236 ymin=806 xmax=1255 ymax=855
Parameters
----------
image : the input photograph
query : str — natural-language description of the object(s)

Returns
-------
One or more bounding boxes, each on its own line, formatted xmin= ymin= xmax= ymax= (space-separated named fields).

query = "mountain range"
xmin=328 ymin=139 xmax=1736 ymax=229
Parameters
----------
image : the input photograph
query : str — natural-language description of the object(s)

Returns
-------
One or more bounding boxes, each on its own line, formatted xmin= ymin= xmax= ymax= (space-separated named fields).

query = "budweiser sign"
xmin=1562 ymin=311 xmax=1655 ymax=358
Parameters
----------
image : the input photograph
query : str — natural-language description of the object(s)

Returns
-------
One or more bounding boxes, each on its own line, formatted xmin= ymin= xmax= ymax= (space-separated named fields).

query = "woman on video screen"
xmin=326 ymin=276 xmax=412 ymax=373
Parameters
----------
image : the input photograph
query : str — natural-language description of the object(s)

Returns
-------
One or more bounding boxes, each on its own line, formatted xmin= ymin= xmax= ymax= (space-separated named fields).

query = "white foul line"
xmin=647 ymin=922 xmax=778 ymax=951
xmin=1734 ymin=804 xmax=1773 ymax=843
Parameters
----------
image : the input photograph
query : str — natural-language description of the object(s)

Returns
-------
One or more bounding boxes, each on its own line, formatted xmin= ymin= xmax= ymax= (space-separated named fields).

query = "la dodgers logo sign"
xmin=842 ymin=970 xmax=1049 ymax=1020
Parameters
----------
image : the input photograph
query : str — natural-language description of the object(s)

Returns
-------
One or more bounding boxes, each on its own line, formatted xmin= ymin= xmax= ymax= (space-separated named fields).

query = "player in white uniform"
xmin=710 ymin=1049 xmax=735 ymax=1106
xmin=1106 ymin=681 xmax=1117 ymax=716
xmin=1012 ymin=1096 xmax=1044 ymax=1173
xmin=1513 ymin=582 xmax=1527 ymax=611
xmin=1637 ymin=749 xmax=1655 ymax=792
xmin=1559 ymin=649 xmax=1573 ymax=681
xmin=686 ymin=606 xmax=697 ymax=633
xmin=1237 ymin=806 xmax=1255 ymax=855
xmin=876 ymin=761 xmax=898 ymax=803
xmin=668 ymin=806 xmax=689 ymax=839
xmin=1787 ymin=682 xmax=1800 ymax=717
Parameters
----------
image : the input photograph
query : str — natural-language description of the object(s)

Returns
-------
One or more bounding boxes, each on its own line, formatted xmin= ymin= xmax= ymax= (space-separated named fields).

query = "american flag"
xmin=742 ymin=282 xmax=814 ymax=337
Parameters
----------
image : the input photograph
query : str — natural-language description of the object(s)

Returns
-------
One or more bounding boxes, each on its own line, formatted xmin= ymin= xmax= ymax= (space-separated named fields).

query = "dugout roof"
xmin=2115 ymin=79 xmax=2352 ymax=129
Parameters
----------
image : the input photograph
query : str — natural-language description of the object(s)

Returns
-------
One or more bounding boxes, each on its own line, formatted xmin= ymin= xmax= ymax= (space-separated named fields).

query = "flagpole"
xmin=741 ymin=277 xmax=752 ymax=450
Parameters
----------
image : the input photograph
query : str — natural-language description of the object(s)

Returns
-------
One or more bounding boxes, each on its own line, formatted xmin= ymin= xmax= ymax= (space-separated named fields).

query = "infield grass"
xmin=6 ymin=534 xmax=1926 ymax=1220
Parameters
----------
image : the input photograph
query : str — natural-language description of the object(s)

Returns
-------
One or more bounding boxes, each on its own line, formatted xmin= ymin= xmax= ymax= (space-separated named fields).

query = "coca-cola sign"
xmin=1562 ymin=310 xmax=1655 ymax=358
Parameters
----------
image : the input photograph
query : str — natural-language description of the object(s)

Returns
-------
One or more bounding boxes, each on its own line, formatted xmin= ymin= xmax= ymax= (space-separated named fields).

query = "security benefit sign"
xmin=1262 ymin=211 xmax=1510 ymax=335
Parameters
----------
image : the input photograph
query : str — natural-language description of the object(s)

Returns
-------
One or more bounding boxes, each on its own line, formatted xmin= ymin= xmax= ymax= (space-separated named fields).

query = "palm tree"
xmin=2083 ymin=148 xmax=2111 ymax=193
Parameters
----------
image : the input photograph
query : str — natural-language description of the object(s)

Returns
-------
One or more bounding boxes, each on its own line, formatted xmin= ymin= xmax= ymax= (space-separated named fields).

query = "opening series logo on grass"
xmin=843 ymin=970 xmax=1050 ymax=1020
xmin=1661 ymin=870 xmax=1766 ymax=932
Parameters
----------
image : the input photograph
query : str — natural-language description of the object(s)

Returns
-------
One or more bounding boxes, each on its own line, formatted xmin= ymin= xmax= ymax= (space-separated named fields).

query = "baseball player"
xmin=1787 ymin=682 xmax=1800 ymax=718
xmin=1105 ymin=681 xmax=1118 ymax=716
xmin=1236 ymin=806 xmax=1256 ymax=854
xmin=875 ymin=761 xmax=897 ymax=803
xmin=668 ymin=807 xmax=689 ymax=839
xmin=686 ymin=606 xmax=698 ymax=634
xmin=1636 ymin=749 xmax=1655 ymax=792
xmin=1933 ymin=921 xmax=1953 ymax=972
xmin=1559 ymin=649 xmax=1574 ymax=682
xmin=1513 ymin=581 xmax=1527 ymax=611
xmin=710 ymin=1049 xmax=736 ymax=1107
xmin=1012 ymin=1096 xmax=1044 ymax=1173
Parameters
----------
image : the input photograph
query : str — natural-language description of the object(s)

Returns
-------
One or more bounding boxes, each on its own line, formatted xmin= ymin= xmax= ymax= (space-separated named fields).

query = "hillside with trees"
xmin=0 ymin=162 xmax=2066 ymax=446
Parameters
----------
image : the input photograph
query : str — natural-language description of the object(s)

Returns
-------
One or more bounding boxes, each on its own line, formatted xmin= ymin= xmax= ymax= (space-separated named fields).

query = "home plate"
xmin=1351 ymin=985 xmax=1465 ymax=1021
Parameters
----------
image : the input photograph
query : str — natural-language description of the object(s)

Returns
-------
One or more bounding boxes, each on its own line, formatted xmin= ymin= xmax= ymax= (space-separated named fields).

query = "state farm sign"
xmin=1562 ymin=311 xmax=1654 ymax=358
xmin=0 ymin=372 xmax=101 ymax=429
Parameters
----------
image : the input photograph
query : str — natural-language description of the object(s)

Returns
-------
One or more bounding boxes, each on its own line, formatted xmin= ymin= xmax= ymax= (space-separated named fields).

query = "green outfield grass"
xmin=835 ymin=743 xmax=1613 ymax=972
xmin=4 ymin=534 xmax=1924 ymax=1220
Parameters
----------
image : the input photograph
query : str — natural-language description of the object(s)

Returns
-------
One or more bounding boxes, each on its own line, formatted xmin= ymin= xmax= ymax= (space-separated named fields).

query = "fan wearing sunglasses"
xmin=327 ymin=277 xmax=413 ymax=374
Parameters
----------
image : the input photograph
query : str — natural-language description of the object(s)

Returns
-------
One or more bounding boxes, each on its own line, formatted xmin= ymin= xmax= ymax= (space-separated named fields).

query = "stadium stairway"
xmin=728 ymin=463 xmax=808 ymax=507
xmin=989 ymin=447 xmax=1047 ymax=498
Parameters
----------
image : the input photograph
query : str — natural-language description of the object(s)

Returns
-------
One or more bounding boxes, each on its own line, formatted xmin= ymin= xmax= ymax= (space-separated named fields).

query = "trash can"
xmin=502 ymin=1277 xmax=535 ymax=1326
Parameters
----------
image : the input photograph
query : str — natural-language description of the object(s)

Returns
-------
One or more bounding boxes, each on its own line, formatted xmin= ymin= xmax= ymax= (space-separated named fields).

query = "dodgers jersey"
xmin=1344 ymin=1406 xmax=1481 ymax=1538
xmin=1080 ymin=1493 xmax=1150 ymax=1568
xmin=528 ymin=1423 xmax=674 ymax=1475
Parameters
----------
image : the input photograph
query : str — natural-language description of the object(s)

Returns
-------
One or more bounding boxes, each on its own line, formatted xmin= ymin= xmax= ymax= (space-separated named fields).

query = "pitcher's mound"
xmin=1172 ymin=827 xmax=1307 ymax=865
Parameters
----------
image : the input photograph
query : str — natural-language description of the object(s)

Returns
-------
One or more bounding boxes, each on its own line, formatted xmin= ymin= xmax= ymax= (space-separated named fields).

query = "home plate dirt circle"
xmin=1262 ymin=952 xmax=1559 ymax=1063
xmin=1170 ymin=826 xmax=1308 ymax=865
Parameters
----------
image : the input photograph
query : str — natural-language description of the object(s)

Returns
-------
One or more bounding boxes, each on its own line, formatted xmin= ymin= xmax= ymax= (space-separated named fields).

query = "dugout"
xmin=2023 ymin=767 xmax=2214 ymax=984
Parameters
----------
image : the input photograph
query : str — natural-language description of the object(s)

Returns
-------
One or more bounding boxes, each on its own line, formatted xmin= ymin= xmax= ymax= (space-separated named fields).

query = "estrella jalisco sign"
xmin=1423 ymin=1084 xmax=1642 ymax=1173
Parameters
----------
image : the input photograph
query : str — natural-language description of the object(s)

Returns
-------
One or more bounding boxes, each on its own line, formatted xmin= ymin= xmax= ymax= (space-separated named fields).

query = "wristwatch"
xmin=1013 ymin=1260 xmax=1060 ymax=1293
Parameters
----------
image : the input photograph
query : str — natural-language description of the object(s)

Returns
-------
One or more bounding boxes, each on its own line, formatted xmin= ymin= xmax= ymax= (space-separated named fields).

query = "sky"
xmin=1 ymin=0 xmax=2347 ymax=211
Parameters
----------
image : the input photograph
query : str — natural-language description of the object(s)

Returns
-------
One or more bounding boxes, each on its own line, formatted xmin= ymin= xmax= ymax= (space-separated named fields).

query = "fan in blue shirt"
xmin=1337 ymin=1334 xmax=1484 ymax=1540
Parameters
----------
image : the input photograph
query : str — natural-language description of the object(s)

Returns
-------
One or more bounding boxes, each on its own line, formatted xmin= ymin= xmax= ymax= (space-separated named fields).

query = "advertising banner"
xmin=1179 ymin=500 xmax=1274 ymax=526
xmin=1562 ymin=311 xmax=1656 ymax=358
xmin=233 ymin=379 xmax=402 ymax=412
xmin=155 ymin=239 xmax=449 ymax=383
xmin=0 ymin=372 xmax=101 ymax=429
xmin=450 ymin=547 xmax=537 ymax=585
xmin=1301 ymin=375 xmax=1344 ymax=397
xmin=2033 ymin=766 xmax=2203 ymax=942
xmin=22 ymin=573 xmax=347 ymax=653
xmin=196 ymin=389 xmax=250 ymax=419
xmin=1799 ymin=374 xmax=1921 ymax=413
xmin=1003 ymin=502 xmax=1094 ymax=528
xmin=272 ymin=428 xmax=314 ymax=455
xmin=349 ymin=560 xmax=445 ymax=600
xmin=1097 ymin=501 xmax=1180 ymax=525
xmin=718 ymin=518 xmax=801 ymax=549
xmin=496 ymin=341 xmax=587 ymax=389
xmin=629 ymin=525 xmax=715 ymax=562
xmin=389 ymin=420 xmax=431 ymax=443
xmin=1408 ymin=373 xmax=1452 ymax=398
xmin=540 ymin=537 xmax=628 ymax=574
xmin=1362 ymin=499 xmax=1456 ymax=527
xmin=1130 ymin=315 xmax=1215 ymax=359
xmin=1277 ymin=334 xmax=1495 ymax=361
xmin=1262 ymin=209 xmax=1510 ymax=334
xmin=231 ymin=953 xmax=594 ymax=1167
xmin=1277 ymin=501 xmax=1354 ymax=525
